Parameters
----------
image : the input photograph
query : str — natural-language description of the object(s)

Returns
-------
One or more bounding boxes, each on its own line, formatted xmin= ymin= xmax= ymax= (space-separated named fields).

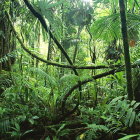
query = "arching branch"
xmin=22 ymin=0 xmax=83 ymax=108
xmin=61 ymin=63 xmax=140 ymax=118
xmin=61 ymin=68 xmax=123 ymax=113
xmin=134 ymin=0 xmax=140 ymax=9
xmin=7 ymin=13 xmax=139 ymax=72
xmin=23 ymin=0 xmax=79 ymax=75
xmin=60 ymin=63 xmax=139 ymax=121
xmin=7 ymin=12 xmax=125 ymax=71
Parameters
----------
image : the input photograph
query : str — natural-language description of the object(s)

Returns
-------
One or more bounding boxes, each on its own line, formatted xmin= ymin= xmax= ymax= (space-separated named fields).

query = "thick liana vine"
xmin=23 ymin=0 xmax=82 ymax=114
xmin=7 ymin=11 xmax=140 ymax=118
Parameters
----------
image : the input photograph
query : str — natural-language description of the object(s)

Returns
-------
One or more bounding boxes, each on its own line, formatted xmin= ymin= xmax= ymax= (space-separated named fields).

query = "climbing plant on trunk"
xmin=0 ymin=1 xmax=16 ymax=72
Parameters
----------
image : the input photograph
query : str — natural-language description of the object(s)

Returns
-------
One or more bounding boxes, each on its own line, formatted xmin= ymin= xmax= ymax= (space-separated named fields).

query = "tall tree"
xmin=0 ymin=1 xmax=16 ymax=94
xmin=119 ymin=0 xmax=133 ymax=100
xmin=0 ymin=1 xmax=16 ymax=72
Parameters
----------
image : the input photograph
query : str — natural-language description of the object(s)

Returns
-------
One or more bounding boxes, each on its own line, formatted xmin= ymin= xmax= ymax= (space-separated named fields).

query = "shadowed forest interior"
xmin=0 ymin=0 xmax=140 ymax=140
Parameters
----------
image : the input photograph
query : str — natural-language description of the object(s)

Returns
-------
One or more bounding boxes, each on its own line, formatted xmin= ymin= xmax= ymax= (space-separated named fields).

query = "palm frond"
xmin=90 ymin=13 xmax=140 ymax=42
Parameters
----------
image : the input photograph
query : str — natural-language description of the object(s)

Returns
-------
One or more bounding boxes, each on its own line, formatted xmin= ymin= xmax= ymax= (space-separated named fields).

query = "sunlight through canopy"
xmin=81 ymin=0 xmax=92 ymax=4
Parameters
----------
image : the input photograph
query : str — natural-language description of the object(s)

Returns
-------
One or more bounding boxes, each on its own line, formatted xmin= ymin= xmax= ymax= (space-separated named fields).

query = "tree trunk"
xmin=0 ymin=1 xmax=16 ymax=94
xmin=119 ymin=0 xmax=133 ymax=100
xmin=0 ymin=2 xmax=16 ymax=72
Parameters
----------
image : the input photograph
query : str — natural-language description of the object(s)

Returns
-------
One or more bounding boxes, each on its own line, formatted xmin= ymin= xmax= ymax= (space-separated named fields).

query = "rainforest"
xmin=0 ymin=0 xmax=140 ymax=140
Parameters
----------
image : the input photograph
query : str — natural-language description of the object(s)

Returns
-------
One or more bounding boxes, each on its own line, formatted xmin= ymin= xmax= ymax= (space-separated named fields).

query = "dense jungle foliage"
xmin=0 ymin=0 xmax=140 ymax=139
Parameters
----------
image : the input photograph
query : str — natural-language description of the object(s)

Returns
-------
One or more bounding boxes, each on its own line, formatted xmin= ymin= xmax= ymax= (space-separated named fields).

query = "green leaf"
xmin=129 ymin=111 xmax=136 ymax=127
xmin=29 ymin=67 xmax=57 ymax=87
xmin=38 ymin=0 xmax=65 ymax=10
xmin=130 ymin=100 xmax=136 ymax=106
xmin=45 ymin=137 xmax=50 ymax=140
xmin=60 ymin=74 xmax=79 ymax=84
xmin=15 ymin=123 xmax=20 ymax=131
xmin=32 ymin=116 xmax=39 ymax=120
xmin=29 ymin=119 xmax=34 ymax=125
xmin=115 ymin=100 xmax=122 ymax=111
xmin=125 ymin=108 xmax=133 ymax=126
xmin=56 ymin=124 xmax=66 ymax=135
xmin=133 ymin=102 xmax=140 ymax=109
xmin=134 ymin=59 xmax=140 ymax=65
xmin=22 ymin=129 xmax=33 ymax=136
xmin=118 ymin=134 xmax=140 ymax=140
xmin=109 ymin=96 xmax=123 ymax=104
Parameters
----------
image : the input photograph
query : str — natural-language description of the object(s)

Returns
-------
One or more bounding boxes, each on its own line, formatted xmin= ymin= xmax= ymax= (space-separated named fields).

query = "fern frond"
xmin=87 ymin=124 xmax=108 ymax=131
xmin=83 ymin=124 xmax=108 ymax=140
xmin=0 ymin=50 xmax=17 ymax=64
xmin=0 ymin=117 xmax=18 ymax=134
xmin=29 ymin=67 xmax=57 ymax=87
xmin=60 ymin=74 xmax=79 ymax=84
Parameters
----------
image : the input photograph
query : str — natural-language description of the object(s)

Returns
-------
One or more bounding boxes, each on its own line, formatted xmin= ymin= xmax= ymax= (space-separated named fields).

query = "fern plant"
xmin=76 ymin=124 xmax=108 ymax=140
xmin=102 ymin=96 xmax=140 ymax=135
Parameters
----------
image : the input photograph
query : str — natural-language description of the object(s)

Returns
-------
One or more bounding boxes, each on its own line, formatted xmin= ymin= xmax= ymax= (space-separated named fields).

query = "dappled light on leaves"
xmin=0 ymin=0 xmax=140 ymax=140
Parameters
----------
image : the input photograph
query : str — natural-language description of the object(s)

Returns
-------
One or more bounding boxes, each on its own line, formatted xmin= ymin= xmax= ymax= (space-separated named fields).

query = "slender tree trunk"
xmin=0 ymin=21 xmax=3 ymax=72
xmin=47 ymin=26 xmax=52 ymax=61
xmin=36 ymin=30 xmax=40 ymax=68
xmin=119 ymin=0 xmax=133 ymax=100
xmin=60 ymin=3 xmax=67 ymax=77
xmin=73 ymin=26 xmax=82 ymax=63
